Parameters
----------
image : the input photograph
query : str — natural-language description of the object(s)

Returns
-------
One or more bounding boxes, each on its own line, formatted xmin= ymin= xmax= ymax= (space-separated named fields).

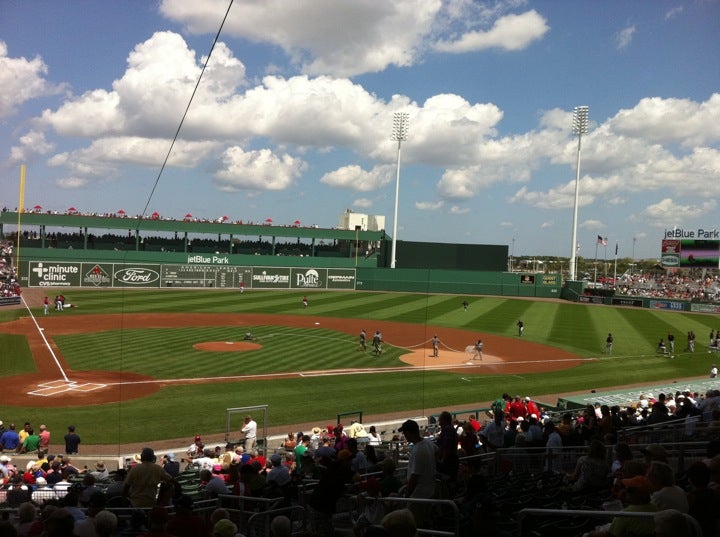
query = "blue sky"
xmin=1 ymin=0 xmax=718 ymax=259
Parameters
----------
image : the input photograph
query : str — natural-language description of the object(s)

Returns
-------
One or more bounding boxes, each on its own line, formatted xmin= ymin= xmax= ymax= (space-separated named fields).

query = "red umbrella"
xmin=294 ymin=220 xmax=301 ymax=225
xmin=185 ymin=213 xmax=193 ymax=218
xmin=68 ymin=207 xmax=77 ymax=212
xmin=221 ymin=215 xmax=229 ymax=221
xmin=265 ymin=218 xmax=273 ymax=223
xmin=33 ymin=205 xmax=42 ymax=210
xmin=117 ymin=209 xmax=126 ymax=214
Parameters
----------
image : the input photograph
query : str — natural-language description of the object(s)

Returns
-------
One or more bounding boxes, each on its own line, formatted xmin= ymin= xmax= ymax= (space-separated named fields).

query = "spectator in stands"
xmin=377 ymin=457 xmax=402 ymax=498
xmin=348 ymin=438 xmax=369 ymax=475
xmin=271 ymin=515 xmax=292 ymax=537
xmin=90 ymin=460 xmax=109 ymax=481
xmin=308 ymin=449 xmax=359 ymax=536
xmin=93 ymin=510 xmax=118 ymax=537
xmin=508 ymin=395 xmax=526 ymax=421
xmin=480 ymin=410 xmax=506 ymax=451
xmin=459 ymin=422 xmax=479 ymax=457
xmin=398 ymin=419 xmax=437 ymax=527
xmin=161 ymin=453 xmax=180 ymax=478
xmin=544 ymin=420 xmax=563 ymax=473
xmin=653 ymin=509 xmax=702 ymax=537
xmin=648 ymin=461 xmax=689 ymax=513
xmin=367 ymin=425 xmax=382 ymax=446
xmin=684 ymin=461 xmax=719 ymax=535
xmin=567 ymin=439 xmax=610 ymax=492
xmin=641 ymin=444 xmax=669 ymax=466
xmin=123 ymin=447 xmax=173 ymax=507
xmin=381 ymin=508 xmax=417 ymax=537
xmin=13 ymin=501 xmax=37 ymax=536
xmin=610 ymin=442 xmax=635 ymax=477
xmin=212 ymin=519 xmax=238 ymax=537
xmin=31 ymin=476 xmax=56 ymax=504
xmin=104 ymin=468 xmax=126 ymax=499
xmin=436 ymin=411 xmax=459 ymax=481
xmin=74 ymin=490 xmax=107 ymax=536
xmin=139 ymin=506 xmax=172 ymax=537
xmin=587 ymin=475 xmax=657 ymax=537
xmin=166 ymin=495 xmax=207 ymax=537
xmin=199 ymin=468 xmax=228 ymax=499
xmin=79 ymin=474 xmax=103 ymax=506
xmin=44 ymin=507 xmax=76 ymax=537
xmin=61 ymin=490 xmax=86 ymax=525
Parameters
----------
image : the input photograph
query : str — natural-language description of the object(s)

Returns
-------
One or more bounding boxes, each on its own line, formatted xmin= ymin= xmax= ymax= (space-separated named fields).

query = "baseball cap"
xmin=270 ymin=453 xmax=282 ymax=465
xmin=640 ymin=444 xmax=667 ymax=459
xmin=621 ymin=475 xmax=652 ymax=494
xmin=398 ymin=419 xmax=419 ymax=434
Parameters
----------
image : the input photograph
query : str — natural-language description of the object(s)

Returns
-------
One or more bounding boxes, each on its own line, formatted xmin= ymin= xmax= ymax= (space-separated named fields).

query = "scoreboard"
xmin=160 ymin=264 xmax=252 ymax=288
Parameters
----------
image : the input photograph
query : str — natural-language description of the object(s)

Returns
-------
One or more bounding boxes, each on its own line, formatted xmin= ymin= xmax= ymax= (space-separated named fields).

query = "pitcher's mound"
xmin=194 ymin=341 xmax=262 ymax=352
xmin=400 ymin=349 xmax=503 ymax=367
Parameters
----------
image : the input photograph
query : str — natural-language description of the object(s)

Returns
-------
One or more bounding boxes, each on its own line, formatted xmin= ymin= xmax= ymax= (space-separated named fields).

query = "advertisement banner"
xmin=661 ymin=240 xmax=681 ymax=253
xmin=690 ymin=303 xmax=720 ymax=314
xmin=579 ymin=295 xmax=604 ymax=304
xmin=251 ymin=267 xmax=291 ymax=289
xmin=649 ymin=300 xmax=686 ymax=311
xmin=661 ymin=254 xmax=680 ymax=267
xmin=326 ymin=269 xmax=356 ymax=290
xmin=610 ymin=297 xmax=643 ymax=308
xmin=291 ymin=268 xmax=328 ymax=289
xmin=112 ymin=265 xmax=162 ymax=287
xmin=81 ymin=263 xmax=113 ymax=287
xmin=29 ymin=262 xmax=82 ymax=287
xmin=539 ymin=274 xmax=559 ymax=286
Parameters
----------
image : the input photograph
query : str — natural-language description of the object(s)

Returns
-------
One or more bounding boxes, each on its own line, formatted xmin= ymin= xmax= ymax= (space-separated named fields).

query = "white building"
xmin=338 ymin=209 xmax=385 ymax=232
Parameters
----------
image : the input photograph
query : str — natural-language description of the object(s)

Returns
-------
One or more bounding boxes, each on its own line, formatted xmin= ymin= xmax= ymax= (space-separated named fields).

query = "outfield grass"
xmin=1 ymin=289 xmax=718 ymax=445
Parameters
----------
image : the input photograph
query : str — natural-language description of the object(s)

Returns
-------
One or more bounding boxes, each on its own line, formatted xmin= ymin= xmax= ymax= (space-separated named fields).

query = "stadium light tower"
xmin=390 ymin=112 xmax=409 ymax=269
xmin=569 ymin=105 xmax=589 ymax=281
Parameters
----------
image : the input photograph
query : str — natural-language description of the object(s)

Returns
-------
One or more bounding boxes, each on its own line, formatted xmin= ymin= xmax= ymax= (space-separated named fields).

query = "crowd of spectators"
xmin=613 ymin=273 xmax=720 ymax=302
xmin=0 ymin=240 xmax=19 ymax=298
xmin=2 ymin=388 xmax=720 ymax=536
xmin=11 ymin=230 xmax=345 ymax=257
xmin=4 ymin=205 xmax=320 ymax=229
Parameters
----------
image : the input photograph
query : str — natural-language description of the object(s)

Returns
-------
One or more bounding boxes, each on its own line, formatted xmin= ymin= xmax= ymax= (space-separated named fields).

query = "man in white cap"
xmin=32 ymin=477 xmax=57 ymax=504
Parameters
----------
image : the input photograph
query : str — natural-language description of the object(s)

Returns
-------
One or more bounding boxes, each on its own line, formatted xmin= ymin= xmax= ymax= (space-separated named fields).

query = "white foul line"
xmin=21 ymin=295 xmax=70 ymax=383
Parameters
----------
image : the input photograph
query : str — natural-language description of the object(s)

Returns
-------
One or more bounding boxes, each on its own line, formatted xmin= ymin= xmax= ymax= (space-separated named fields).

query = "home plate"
xmin=314 ymin=322 xmax=320 ymax=325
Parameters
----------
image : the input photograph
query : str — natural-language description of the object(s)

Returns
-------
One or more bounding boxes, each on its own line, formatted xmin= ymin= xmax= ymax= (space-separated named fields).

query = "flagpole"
xmin=16 ymin=165 xmax=26 ymax=282
xmin=604 ymin=241 xmax=607 ymax=279
xmin=613 ymin=242 xmax=618 ymax=287
xmin=594 ymin=240 xmax=599 ymax=284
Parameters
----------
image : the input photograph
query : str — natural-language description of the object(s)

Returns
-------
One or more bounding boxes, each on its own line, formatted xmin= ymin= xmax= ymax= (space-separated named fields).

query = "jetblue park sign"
xmin=664 ymin=228 xmax=719 ymax=239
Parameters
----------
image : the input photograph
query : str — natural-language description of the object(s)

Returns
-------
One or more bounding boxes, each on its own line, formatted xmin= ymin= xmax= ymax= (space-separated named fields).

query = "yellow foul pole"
xmin=16 ymin=165 xmax=26 ymax=280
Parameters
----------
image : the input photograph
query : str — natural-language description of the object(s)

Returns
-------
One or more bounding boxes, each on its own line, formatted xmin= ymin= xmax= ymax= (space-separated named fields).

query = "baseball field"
xmin=0 ymin=288 xmax=717 ymax=446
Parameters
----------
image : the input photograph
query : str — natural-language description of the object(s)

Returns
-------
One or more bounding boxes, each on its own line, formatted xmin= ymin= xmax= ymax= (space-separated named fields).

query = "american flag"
xmin=597 ymin=235 xmax=607 ymax=246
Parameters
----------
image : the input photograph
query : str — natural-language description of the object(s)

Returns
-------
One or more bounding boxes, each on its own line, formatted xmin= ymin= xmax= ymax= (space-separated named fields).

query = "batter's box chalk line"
xmin=28 ymin=379 xmax=107 ymax=397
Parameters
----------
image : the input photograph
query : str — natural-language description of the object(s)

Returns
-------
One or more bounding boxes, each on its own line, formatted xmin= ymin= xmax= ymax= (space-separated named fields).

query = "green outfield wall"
xmin=16 ymin=251 xmax=561 ymax=297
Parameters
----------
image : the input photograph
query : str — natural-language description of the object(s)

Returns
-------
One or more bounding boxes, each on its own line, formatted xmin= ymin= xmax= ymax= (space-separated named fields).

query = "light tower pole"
xmin=390 ymin=112 xmax=409 ymax=269
xmin=569 ymin=105 xmax=589 ymax=281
